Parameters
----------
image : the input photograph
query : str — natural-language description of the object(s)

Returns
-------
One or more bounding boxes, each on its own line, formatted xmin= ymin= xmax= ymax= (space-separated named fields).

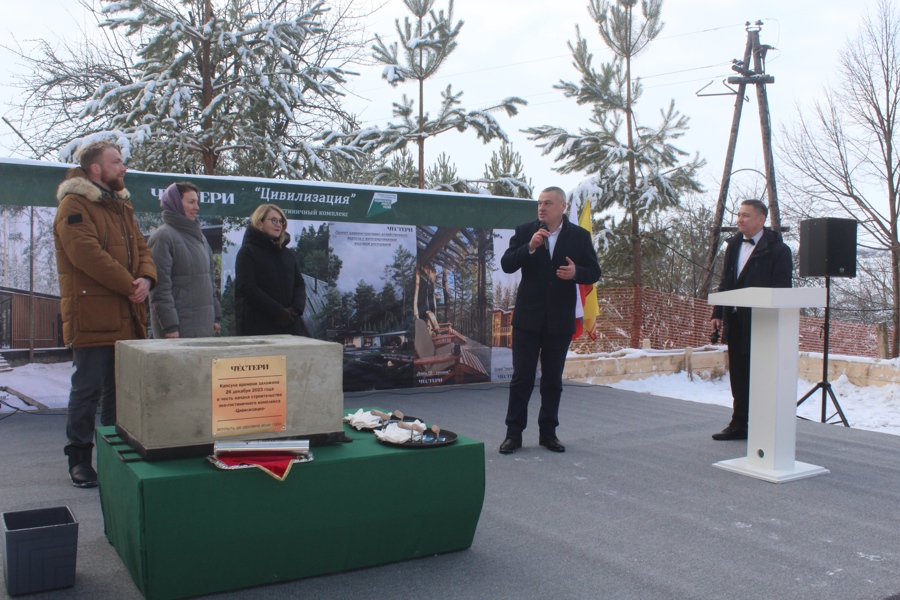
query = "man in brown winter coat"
xmin=54 ymin=139 xmax=156 ymax=487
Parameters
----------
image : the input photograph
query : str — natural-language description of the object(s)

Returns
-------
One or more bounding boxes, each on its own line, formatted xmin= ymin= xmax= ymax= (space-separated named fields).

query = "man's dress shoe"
xmin=499 ymin=435 xmax=522 ymax=454
xmin=712 ymin=424 xmax=748 ymax=441
xmin=539 ymin=435 xmax=566 ymax=453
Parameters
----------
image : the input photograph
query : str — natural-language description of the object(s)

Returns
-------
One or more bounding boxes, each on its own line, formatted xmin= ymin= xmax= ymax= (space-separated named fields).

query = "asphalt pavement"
xmin=2 ymin=381 xmax=899 ymax=600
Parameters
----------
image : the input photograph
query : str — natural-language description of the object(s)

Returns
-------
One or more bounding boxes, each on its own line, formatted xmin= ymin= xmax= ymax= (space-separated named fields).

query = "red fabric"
xmin=572 ymin=317 xmax=583 ymax=341
xmin=216 ymin=453 xmax=297 ymax=481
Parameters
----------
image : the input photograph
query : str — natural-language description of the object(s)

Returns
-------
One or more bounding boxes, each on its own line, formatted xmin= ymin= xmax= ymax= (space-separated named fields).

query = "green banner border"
xmin=1 ymin=158 xmax=535 ymax=229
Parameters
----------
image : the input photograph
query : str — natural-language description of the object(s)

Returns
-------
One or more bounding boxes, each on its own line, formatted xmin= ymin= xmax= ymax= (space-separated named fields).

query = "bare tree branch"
xmin=780 ymin=0 xmax=900 ymax=355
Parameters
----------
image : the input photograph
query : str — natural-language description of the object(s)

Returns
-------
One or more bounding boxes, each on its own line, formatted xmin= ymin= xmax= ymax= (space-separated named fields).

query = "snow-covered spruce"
xmin=67 ymin=0 xmax=367 ymax=178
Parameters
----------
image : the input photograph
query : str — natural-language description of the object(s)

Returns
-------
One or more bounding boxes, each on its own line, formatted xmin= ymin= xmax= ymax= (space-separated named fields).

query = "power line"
xmin=350 ymin=54 xmax=571 ymax=96
xmin=641 ymin=72 xmax=736 ymax=89
xmin=350 ymin=66 xmax=737 ymax=124
xmin=642 ymin=62 xmax=731 ymax=80
xmin=657 ymin=22 xmax=748 ymax=41
xmin=351 ymin=19 xmax=757 ymax=98
xmin=430 ymin=55 xmax=571 ymax=82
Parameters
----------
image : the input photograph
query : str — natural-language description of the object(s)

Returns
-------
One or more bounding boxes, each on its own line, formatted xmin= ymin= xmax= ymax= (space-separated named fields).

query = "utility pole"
xmin=699 ymin=32 xmax=753 ymax=299
xmin=700 ymin=21 xmax=780 ymax=298
xmin=746 ymin=26 xmax=781 ymax=230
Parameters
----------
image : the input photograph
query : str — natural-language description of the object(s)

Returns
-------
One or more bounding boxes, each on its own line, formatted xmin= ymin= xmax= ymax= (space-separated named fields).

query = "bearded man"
xmin=54 ymin=139 xmax=156 ymax=487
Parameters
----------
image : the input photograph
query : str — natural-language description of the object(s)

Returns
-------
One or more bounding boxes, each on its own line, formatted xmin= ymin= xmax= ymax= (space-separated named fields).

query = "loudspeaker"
xmin=799 ymin=218 xmax=857 ymax=278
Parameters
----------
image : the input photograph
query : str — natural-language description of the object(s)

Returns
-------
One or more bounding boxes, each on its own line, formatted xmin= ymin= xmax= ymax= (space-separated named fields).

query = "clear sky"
xmin=0 ymin=0 xmax=866 ymax=210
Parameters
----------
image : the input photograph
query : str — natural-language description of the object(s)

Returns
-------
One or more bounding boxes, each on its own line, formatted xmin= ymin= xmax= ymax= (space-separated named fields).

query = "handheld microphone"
xmin=539 ymin=221 xmax=550 ymax=252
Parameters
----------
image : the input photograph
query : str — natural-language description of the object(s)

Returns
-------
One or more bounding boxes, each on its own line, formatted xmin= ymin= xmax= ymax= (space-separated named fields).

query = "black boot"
xmin=64 ymin=444 xmax=98 ymax=488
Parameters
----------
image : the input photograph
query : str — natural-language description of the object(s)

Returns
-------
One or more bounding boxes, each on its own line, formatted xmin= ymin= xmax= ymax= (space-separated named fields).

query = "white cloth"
xmin=373 ymin=420 xmax=426 ymax=443
xmin=736 ymin=229 xmax=763 ymax=278
xmin=342 ymin=409 xmax=382 ymax=430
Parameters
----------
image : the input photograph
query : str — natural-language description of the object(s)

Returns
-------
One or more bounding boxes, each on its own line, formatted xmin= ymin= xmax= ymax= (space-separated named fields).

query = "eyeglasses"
xmin=266 ymin=217 xmax=286 ymax=226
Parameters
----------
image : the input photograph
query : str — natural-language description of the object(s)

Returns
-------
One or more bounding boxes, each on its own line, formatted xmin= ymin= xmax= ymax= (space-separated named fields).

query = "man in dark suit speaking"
xmin=710 ymin=199 xmax=792 ymax=441
xmin=499 ymin=186 xmax=602 ymax=454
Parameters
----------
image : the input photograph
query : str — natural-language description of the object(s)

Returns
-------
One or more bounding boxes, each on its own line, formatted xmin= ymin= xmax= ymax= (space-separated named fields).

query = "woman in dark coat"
xmin=234 ymin=204 xmax=306 ymax=336
xmin=149 ymin=182 xmax=222 ymax=338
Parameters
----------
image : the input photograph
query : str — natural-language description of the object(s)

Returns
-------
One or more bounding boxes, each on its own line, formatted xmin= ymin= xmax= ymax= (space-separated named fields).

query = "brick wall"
xmin=571 ymin=286 xmax=886 ymax=359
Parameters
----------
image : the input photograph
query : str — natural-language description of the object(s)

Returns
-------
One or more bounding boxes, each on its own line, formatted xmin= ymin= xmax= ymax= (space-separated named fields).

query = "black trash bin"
xmin=2 ymin=506 xmax=78 ymax=596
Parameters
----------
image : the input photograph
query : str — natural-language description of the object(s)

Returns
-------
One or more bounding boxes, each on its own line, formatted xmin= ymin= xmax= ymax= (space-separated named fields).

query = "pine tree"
xmin=525 ymin=0 xmax=703 ymax=289
xmin=377 ymin=282 xmax=401 ymax=329
xmin=371 ymin=148 xmax=527 ymax=196
xmin=424 ymin=152 xmax=482 ymax=193
xmin=218 ymin=275 xmax=237 ymax=336
xmin=383 ymin=246 xmax=417 ymax=322
xmin=592 ymin=212 xmax=666 ymax=289
xmin=482 ymin=143 xmax=532 ymax=198
xmin=373 ymin=148 xmax=419 ymax=188
xmin=322 ymin=286 xmax=344 ymax=329
xmin=352 ymin=281 xmax=378 ymax=329
xmin=11 ymin=0 xmax=368 ymax=177
xmin=293 ymin=224 xmax=342 ymax=287
xmin=424 ymin=144 xmax=533 ymax=196
xmin=328 ymin=0 xmax=525 ymax=188
xmin=327 ymin=143 xmax=387 ymax=186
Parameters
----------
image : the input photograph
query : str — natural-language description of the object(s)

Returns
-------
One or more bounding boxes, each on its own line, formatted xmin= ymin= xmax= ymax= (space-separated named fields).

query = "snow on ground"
xmin=3 ymin=361 xmax=900 ymax=437
xmin=604 ymin=372 xmax=900 ymax=437
xmin=0 ymin=361 xmax=74 ymax=412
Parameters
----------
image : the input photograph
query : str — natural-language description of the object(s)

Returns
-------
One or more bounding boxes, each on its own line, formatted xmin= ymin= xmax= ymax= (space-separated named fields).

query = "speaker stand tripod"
xmin=797 ymin=277 xmax=850 ymax=427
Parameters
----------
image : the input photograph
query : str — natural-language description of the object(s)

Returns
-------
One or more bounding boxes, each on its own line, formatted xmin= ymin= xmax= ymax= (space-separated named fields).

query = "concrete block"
xmin=115 ymin=335 xmax=345 ymax=459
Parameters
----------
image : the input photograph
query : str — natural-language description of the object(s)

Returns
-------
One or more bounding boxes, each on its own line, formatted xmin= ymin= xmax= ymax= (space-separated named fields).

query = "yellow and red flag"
xmin=573 ymin=202 xmax=599 ymax=340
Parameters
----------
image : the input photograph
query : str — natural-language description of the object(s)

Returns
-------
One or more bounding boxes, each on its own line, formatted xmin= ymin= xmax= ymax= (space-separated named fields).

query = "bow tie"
xmin=742 ymin=238 xmax=755 ymax=245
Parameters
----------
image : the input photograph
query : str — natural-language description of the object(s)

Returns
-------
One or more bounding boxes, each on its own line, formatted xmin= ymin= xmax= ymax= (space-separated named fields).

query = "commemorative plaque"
xmin=211 ymin=355 xmax=287 ymax=437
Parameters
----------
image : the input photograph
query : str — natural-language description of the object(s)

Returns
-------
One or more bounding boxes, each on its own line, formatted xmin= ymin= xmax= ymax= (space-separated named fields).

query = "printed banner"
xmin=2 ymin=157 xmax=542 ymax=392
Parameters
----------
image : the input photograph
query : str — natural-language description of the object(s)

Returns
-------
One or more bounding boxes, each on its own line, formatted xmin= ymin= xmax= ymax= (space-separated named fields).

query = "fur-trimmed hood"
xmin=56 ymin=167 xmax=130 ymax=203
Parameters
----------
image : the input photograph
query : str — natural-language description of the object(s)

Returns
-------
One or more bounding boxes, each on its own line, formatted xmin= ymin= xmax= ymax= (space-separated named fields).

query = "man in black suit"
xmin=710 ymin=199 xmax=792 ymax=441
xmin=499 ymin=186 xmax=602 ymax=454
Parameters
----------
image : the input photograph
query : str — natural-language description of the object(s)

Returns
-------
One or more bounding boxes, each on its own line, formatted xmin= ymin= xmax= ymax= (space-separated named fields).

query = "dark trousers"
xmin=67 ymin=346 xmax=116 ymax=447
xmin=726 ymin=311 xmax=750 ymax=427
xmin=505 ymin=326 xmax=571 ymax=437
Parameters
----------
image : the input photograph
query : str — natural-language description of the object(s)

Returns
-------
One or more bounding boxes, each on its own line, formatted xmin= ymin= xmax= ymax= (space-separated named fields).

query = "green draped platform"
xmin=96 ymin=411 xmax=485 ymax=600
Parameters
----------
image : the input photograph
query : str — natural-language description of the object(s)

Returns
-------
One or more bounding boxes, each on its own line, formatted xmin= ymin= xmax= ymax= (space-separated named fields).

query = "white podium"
xmin=707 ymin=287 xmax=828 ymax=483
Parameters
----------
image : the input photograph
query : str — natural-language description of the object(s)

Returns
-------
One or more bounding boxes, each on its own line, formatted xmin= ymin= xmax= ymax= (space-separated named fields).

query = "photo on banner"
xmin=414 ymin=226 xmax=493 ymax=387
xmin=489 ymin=229 xmax=519 ymax=382
xmin=329 ymin=222 xmax=417 ymax=390
xmin=0 ymin=206 xmax=60 ymax=296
